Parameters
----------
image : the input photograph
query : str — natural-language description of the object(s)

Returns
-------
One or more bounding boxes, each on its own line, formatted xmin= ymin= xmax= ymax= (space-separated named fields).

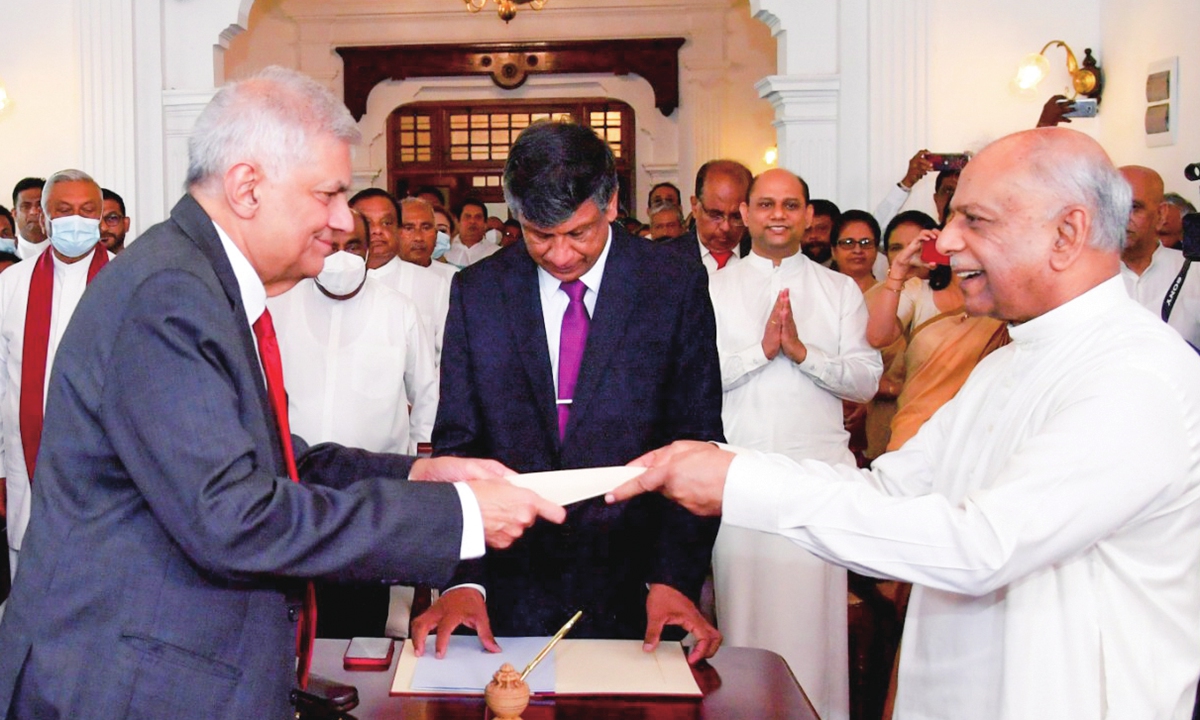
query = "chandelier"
xmin=464 ymin=0 xmax=547 ymax=23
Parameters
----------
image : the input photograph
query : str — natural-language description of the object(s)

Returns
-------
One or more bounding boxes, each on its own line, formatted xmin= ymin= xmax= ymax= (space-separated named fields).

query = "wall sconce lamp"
xmin=1014 ymin=41 xmax=1103 ymax=101
xmin=764 ymin=146 xmax=778 ymax=166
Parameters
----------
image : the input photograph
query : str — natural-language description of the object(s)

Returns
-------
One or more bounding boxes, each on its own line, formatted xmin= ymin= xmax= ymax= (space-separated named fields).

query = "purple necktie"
xmin=557 ymin=280 xmax=590 ymax=439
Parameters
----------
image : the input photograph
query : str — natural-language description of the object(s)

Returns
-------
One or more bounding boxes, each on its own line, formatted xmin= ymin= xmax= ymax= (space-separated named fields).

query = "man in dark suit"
xmin=664 ymin=159 xmax=753 ymax=270
xmin=0 ymin=67 xmax=562 ymax=720
xmin=412 ymin=121 xmax=724 ymax=665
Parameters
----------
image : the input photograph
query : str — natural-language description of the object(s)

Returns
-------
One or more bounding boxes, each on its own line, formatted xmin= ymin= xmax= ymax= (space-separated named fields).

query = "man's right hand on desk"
xmin=410 ymin=587 xmax=498 ymax=658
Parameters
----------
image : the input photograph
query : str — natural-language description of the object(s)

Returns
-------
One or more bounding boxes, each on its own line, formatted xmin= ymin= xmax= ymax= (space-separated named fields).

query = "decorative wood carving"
xmin=336 ymin=38 xmax=686 ymax=120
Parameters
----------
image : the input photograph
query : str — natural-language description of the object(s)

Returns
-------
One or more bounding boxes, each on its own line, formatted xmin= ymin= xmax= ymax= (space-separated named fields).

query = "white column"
xmin=79 ymin=0 xmax=137 ymax=215
xmin=756 ymin=75 xmax=840 ymax=199
xmin=751 ymin=0 xmax=842 ymax=200
xmin=868 ymin=0 xmax=930 ymax=208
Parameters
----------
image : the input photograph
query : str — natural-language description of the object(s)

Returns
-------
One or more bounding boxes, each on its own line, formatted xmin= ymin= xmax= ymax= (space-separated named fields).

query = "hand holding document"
xmin=506 ymin=465 xmax=646 ymax=507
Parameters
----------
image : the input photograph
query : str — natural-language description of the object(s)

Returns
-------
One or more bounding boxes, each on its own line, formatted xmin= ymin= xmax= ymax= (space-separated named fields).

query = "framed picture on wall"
xmin=1145 ymin=57 xmax=1179 ymax=148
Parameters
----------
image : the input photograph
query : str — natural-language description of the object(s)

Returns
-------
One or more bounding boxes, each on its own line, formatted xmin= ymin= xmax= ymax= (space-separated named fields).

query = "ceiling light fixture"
xmin=464 ymin=0 xmax=547 ymax=24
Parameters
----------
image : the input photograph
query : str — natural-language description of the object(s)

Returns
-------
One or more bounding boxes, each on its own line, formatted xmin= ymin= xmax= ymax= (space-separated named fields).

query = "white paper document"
xmin=392 ymin=638 xmax=702 ymax=697
xmin=506 ymin=465 xmax=645 ymax=507
xmin=407 ymin=636 xmax=555 ymax=693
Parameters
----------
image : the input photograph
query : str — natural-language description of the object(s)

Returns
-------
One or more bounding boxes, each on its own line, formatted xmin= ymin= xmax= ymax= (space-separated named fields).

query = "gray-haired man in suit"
xmin=0 ymin=66 xmax=563 ymax=720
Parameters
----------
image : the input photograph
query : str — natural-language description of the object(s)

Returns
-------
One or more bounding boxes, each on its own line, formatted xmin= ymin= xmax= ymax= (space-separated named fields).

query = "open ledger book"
xmin=391 ymin=637 xmax=702 ymax=697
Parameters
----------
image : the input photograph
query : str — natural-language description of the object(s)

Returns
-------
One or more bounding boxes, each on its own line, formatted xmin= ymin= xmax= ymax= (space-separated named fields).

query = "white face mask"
xmin=433 ymin=230 xmax=451 ymax=259
xmin=315 ymin=251 xmax=367 ymax=298
xmin=49 ymin=215 xmax=101 ymax=258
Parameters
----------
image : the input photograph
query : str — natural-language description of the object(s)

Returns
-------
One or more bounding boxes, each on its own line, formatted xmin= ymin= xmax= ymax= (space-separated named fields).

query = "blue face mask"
xmin=433 ymin=230 xmax=451 ymax=260
xmin=0 ymin=237 xmax=15 ymax=255
xmin=49 ymin=215 xmax=101 ymax=258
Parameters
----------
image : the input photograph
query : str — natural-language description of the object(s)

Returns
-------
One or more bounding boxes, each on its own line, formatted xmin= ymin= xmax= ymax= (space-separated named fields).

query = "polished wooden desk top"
xmin=312 ymin=639 xmax=820 ymax=719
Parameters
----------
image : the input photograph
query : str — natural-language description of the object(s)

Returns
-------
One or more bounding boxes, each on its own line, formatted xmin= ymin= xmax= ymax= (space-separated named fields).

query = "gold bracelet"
xmin=884 ymin=282 xmax=903 ymax=294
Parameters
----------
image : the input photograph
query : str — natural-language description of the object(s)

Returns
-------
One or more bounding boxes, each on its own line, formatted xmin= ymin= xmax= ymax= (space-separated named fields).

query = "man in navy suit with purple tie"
xmin=415 ymin=121 xmax=725 ymax=665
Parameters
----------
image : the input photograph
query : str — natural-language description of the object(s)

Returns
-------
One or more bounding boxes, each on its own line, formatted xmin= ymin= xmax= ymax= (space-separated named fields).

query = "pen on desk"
xmin=520 ymin=610 xmax=582 ymax=681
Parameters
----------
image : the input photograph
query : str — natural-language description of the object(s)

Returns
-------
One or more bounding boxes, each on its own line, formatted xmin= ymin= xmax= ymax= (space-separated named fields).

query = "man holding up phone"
xmin=875 ymin=150 xmax=967 ymax=230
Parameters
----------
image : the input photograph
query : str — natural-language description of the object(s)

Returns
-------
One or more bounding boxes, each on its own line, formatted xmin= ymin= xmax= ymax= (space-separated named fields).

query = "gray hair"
xmin=1164 ymin=192 xmax=1197 ymax=216
xmin=41 ymin=169 xmax=100 ymax=213
xmin=185 ymin=66 xmax=361 ymax=190
xmin=649 ymin=201 xmax=684 ymax=224
xmin=1020 ymin=132 xmax=1131 ymax=253
xmin=399 ymin=196 xmax=434 ymax=218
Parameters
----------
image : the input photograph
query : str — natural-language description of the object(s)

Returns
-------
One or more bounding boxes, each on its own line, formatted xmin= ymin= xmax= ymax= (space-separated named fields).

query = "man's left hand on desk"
xmin=410 ymin=586 xmax=500 ymax=658
xmin=644 ymin=583 xmax=722 ymax=666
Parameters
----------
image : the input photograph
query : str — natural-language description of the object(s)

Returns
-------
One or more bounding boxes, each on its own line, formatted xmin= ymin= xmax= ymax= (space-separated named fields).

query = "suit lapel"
xmin=171 ymin=195 xmax=282 ymax=471
xmin=564 ymin=225 xmax=640 ymax=443
xmin=501 ymin=248 xmax=559 ymax=446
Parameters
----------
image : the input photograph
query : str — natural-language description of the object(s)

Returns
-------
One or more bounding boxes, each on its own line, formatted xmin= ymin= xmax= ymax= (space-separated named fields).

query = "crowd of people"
xmin=0 ymin=65 xmax=1197 ymax=720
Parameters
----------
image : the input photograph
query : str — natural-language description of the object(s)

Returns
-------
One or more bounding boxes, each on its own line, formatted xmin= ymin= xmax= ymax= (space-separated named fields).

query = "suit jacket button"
xmin=288 ymin=607 xmax=301 ymax=622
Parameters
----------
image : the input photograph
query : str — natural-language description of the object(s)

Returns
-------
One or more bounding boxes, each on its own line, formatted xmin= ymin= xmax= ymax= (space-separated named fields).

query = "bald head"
xmin=1119 ymin=165 xmax=1166 ymax=267
xmin=936 ymin=128 xmax=1129 ymax=323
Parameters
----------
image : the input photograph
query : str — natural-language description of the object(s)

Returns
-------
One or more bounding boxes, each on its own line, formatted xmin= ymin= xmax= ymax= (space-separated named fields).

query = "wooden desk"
xmin=312 ymin=639 xmax=820 ymax=719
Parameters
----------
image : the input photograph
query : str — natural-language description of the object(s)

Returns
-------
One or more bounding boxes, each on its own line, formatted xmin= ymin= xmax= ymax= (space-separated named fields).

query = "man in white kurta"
xmin=1118 ymin=165 xmax=1200 ymax=349
xmin=611 ymin=128 xmax=1200 ymax=719
xmin=0 ymin=172 xmax=112 ymax=579
xmin=708 ymin=168 xmax=881 ymax=720
xmin=268 ymin=212 xmax=439 ymax=639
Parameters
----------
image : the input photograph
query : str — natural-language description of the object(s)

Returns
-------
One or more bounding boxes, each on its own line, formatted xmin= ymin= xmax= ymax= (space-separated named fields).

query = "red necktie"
xmin=710 ymin=250 xmax=733 ymax=269
xmin=252 ymin=308 xmax=316 ymax=690
xmin=20 ymin=247 xmax=108 ymax=479
xmin=557 ymin=280 xmax=590 ymax=440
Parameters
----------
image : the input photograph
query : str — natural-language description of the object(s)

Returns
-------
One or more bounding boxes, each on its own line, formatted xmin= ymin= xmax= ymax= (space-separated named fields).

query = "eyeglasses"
xmin=698 ymin=201 xmax=745 ymax=229
xmin=102 ymin=213 xmax=125 ymax=226
xmin=836 ymin=238 xmax=875 ymax=249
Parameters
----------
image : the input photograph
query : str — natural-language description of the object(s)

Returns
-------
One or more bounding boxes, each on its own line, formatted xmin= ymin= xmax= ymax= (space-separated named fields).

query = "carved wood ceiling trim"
xmin=336 ymin=38 xmax=686 ymax=120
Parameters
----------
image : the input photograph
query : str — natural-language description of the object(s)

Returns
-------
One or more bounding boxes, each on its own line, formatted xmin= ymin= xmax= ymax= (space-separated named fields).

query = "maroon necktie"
xmin=20 ymin=247 xmax=108 ymax=479
xmin=252 ymin=308 xmax=317 ymax=690
xmin=557 ymin=280 xmax=590 ymax=439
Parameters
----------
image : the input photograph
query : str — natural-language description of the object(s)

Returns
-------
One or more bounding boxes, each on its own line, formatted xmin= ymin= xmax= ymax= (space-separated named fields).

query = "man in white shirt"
xmin=612 ymin=127 xmax=1200 ymax=720
xmin=443 ymin=198 xmax=499 ymax=267
xmin=269 ymin=208 xmax=439 ymax=639
xmin=352 ymin=189 xmax=452 ymax=364
xmin=398 ymin=197 xmax=458 ymax=283
xmin=1119 ymin=165 xmax=1200 ymax=350
xmin=0 ymin=170 xmax=112 ymax=581
xmin=665 ymin=160 xmax=751 ymax=273
xmin=708 ymin=167 xmax=882 ymax=720
xmin=874 ymin=149 xmax=959 ymax=230
xmin=10 ymin=179 xmax=49 ymax=260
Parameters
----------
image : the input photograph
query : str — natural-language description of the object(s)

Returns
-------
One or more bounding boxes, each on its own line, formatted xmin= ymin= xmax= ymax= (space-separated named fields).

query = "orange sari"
xmin=886 ymin=311 xmax=1009 ymax=452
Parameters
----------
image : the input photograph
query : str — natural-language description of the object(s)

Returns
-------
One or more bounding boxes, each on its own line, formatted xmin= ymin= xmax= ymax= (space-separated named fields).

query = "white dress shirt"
xmin=267 ymin=277 xmax=439 ymax=454
xmin=708 ymin=249 xmax=881 ymax=720
xmin=424 ymin=259 xmax=459 ymax=283
xmin=369 ymin=257 xmax=451 ymax=365
xmin=537 ymin=227 xmax=612 ymax=388
xmin=1121 ymin=242 xmax=1200 ymax=349
xmin=0 ymin=247 xmax=109 ymax=562
xmin=697 ymin=236 xmax=740 ymax=275
xmin=210 ymin=224 xmax=482 ymax=560
xmin=443 ymin=236 xmax=500 ymax=268
xmin=723 ymin=277 xmax=1200 ymax=720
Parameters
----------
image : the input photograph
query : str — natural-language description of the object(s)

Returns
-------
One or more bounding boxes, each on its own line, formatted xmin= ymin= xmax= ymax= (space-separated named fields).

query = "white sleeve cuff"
xmin=443 ymin=583 xmax=487 ymax=601
xmin=453 ymin=482 xmax=486 ymax=560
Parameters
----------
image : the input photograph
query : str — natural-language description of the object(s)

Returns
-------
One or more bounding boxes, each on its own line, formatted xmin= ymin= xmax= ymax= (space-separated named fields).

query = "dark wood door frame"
xmin=336 ymin=38 xmax=686 ymax=120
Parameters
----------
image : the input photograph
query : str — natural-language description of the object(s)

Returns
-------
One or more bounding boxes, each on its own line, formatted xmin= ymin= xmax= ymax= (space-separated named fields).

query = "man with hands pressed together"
xmin=610 ymin=128 xmax=1200 ymax=720
xmin=417 ymin=121 xmax=724 ymax=666
xmin=708 ymin=167 xmax=880 ymax=720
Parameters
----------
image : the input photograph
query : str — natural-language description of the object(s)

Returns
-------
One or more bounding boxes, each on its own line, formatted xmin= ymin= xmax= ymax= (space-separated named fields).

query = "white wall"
xmin=0 ymin=0 xmax=84 ymax=210
xmin=1098 ymin=0 xmax=1200 ymax=199
xmin=886 ymin=0 xmax=1103 ymax=218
